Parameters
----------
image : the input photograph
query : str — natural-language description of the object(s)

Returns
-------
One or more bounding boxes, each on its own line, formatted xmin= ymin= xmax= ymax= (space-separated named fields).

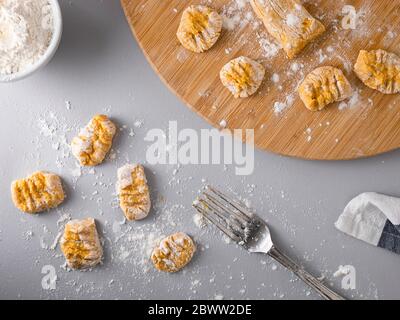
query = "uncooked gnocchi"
xmin=71 ymin=114 xmax=116 ymax=166
xmin=220 ymin=56 xmax=265 ymax=98
xmin=298 ymin=66 xmax=353 ymax=111
xmin=177 ymin=5 xmax=222 ymax=53
xmin=60 ymin=218 xmax=103 ymax=270
xmin=250 ymin=0 xmax=325 ymax=59
xmin=11 ymin=171 xmax=65 ymax=213
xmin=354 ymin=49 xmax=400 ymax=94
xmin=151 ymin=232 xmax=196 ymax=273
xmin=116 ymin=164 xmax=151 ymax=221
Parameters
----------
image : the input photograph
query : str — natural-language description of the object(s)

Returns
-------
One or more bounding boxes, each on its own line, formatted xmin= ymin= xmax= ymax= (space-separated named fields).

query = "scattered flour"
xmin=214 ymin=293 xmax=224 ymax=300
xmin=318 ymin=49 xmax=327 ymax=63
xmin=271 ymin=73 xmax=280 ymax=83
xmin=36 ymin=111 xmax=74 ymax=169
xmin=176 ymin=48 xmax=189 ymax=63
xmin=286 ymin=13 xmax=300 ymax=27
xmin=113 ymin=229 xmax=162 ymax=274
xmin=290 ymin=62 xmax=301 ymax=73
xmin=338 ymin=90 xmax=360 ymax=110
xmin=221 ymin=0 xmax=253 ymax=31
xmin=273 ymin=94 xmax=294 ymax=115
xmin=256 ymin=32 xmax=281 ymax=58
xmin=224 ymin=47 xmax=233 ymax=54
xmin=193 ymin=213 xmax=207 ymax=229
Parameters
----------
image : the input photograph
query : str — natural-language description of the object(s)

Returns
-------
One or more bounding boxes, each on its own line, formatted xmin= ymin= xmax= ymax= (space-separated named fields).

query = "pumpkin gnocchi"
xmin=11 ymin=171 xmax=65 ymax=213
xmin=60 ymin=218 xmax=103 ymax=270
xmin=354 ymin=49 xmax=400 ymax=94
xmin=71 ymin=115 xmax=116 ymax=166
xmin=220 ymin=56 xmax=265 ymax=98
xmin=116 ymin=164 xmax=151 ymax=221
xmin=177 ymin=5 xmax=222 ymax=53
xmin=151 ymin=232 xmax=196 ymax=273
xmin=250 ymin=0 xmax=325 ymax=59
xmin=298 ymin=66 xmax=353 ymax=111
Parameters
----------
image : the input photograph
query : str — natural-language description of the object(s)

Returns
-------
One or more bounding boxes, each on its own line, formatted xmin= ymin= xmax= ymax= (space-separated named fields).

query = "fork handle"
xmin=267 ymin=246 xmax=345 ymax=300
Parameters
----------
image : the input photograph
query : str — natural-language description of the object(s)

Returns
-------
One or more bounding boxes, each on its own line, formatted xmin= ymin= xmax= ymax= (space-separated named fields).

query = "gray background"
xmin=0 ymin=0 xmax=399 ymax=300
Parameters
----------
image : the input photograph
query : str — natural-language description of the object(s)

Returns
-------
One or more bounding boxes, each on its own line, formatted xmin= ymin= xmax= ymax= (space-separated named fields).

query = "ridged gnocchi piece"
xmin=60 ymin=218 xmax=103 ymax=270
xmin=116 ymin=164 xmax=151 ymax=221
xmin=298 ymin=66 xmax=353 ymax=111
xmin=250 ymin=0 xmax=325 ymax=59
xmin=11 ymin=171 xmax=65 ymax=213
xmin=177 ymin=5 xmax=222 ymax=53
xmin=151 ymin=232 xmax=196 ymax=273
xmin=220 ymin=56 xmax=265 ymax=98
xmin=354 ymin=49 xmax=400 ymax=94
xmin=71 ymin=115 xmax=116 ymax=166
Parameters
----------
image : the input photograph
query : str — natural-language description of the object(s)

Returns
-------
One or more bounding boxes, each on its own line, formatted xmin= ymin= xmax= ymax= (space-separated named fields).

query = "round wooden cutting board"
xmin=121 ymin=0 xmax=400 ymax=160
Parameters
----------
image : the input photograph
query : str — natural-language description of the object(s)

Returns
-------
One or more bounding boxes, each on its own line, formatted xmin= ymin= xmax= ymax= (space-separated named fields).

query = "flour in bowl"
xmin=0 ymin=0 xmax=54 ymax=75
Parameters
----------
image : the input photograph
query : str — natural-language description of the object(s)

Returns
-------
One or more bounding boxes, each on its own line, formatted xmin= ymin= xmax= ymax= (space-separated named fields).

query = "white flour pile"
xmin=0 ymin=0 xmax=54 ymax=75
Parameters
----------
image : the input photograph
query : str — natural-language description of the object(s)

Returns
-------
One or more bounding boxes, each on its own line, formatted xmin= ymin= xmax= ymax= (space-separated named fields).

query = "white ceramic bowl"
xmin=0 ymin=0 xmax=63 ymax=83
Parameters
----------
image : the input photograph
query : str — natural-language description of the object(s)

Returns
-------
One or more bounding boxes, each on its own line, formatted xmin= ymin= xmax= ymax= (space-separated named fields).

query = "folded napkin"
xmin=335 ymin=192 xmax=400 ymax=254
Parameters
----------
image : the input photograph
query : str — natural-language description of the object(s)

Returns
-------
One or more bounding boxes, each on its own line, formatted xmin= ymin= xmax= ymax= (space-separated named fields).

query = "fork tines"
xmin=193 ymin=186 xmax=258 ymax=245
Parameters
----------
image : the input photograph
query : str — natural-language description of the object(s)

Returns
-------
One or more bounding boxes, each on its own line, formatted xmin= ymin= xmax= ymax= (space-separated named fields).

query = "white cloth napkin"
xmin=335 ymin=192 xmax=400 ymax=253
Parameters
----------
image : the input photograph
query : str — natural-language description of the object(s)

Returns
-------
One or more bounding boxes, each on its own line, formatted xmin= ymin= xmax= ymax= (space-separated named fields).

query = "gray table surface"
xmin=1 ymin=0 xmax=400 ymax=300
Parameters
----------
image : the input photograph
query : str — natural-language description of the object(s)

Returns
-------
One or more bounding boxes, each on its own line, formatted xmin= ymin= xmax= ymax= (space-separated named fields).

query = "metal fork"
xmin=193 ymin=186 xmax=345 ymax=300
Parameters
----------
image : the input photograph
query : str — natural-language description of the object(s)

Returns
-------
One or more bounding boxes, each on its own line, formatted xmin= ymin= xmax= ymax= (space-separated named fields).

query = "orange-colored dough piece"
xmin=354 ymin=49 xmax=400 ymax=94
xmin=60 ymin=218 xmax=103 ymax=269
xmin=71 ymin=114 xmax=116 ymax=166
xmin=151 ymin=232 xmax=196 ymax=272
xmin=298 ymin=66 xmax=353 ymax=111
xmin=177 ymin=5 xmax=222 ymax=53
xmin=11 ymin=171 xmax=65 ymax=213
xmin=250 ymin=0 xmax=325 ymax=59
xmin=220 ymin=56 xmax=265 ymax=98
xmin=116 ymin=164 xmax=151 ymax=221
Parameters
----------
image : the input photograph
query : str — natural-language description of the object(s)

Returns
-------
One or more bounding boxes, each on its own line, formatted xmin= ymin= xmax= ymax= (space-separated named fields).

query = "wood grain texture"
xmin=121 ymin=0 xmax=400 ymax=160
